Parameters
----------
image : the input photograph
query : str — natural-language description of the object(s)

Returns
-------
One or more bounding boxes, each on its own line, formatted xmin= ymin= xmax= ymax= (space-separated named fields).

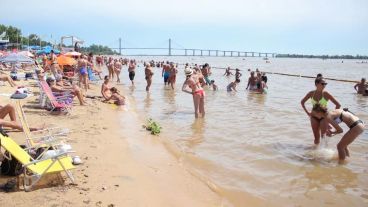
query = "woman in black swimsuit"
xmin=312 ymin=104 xmax=365 ymax=162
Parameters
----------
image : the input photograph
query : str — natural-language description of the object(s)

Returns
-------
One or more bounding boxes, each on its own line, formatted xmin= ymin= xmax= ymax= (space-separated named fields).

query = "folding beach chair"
xmin=39 ymin=81 xmax=72 ymax=113
xmin=14 ymin=101 xmax=69 ymax=149
xmin=0 ymin=131 xmax=75 ymax=191
xmin=87 ymin=68 xmax=101 ymax=84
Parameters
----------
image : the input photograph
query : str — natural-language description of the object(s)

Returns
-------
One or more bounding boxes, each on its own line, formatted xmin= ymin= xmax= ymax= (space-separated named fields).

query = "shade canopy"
xmin=0 ymin=53 xmax=34 ymax=64
xmin=57 ymin=55 xmax=77 ymax=66
xmin=64 ymin=51 xmax=81 ymax=57
xmin=36 ymin=46 xmax=60 ymax=55
xmin=19 ymin=51 xmax=35 ymax=58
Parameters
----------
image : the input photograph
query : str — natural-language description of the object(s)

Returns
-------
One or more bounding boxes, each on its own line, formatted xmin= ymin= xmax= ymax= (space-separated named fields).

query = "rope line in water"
xmin=174 ymin=63 xmax=358 ymax=84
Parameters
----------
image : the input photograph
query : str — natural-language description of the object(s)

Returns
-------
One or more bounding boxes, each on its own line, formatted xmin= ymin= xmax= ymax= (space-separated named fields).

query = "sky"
xmin=1 ymin=0 xmax=368 ymax=55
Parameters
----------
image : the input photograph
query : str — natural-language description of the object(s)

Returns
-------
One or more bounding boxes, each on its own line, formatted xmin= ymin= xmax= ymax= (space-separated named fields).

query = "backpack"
xmin=0 ymin=129 xmax=47 ymax=176
xmin=0 ymin=129 xmax=24 ymax=176
xmin=1 ymin=146 xmax=25 ymax=176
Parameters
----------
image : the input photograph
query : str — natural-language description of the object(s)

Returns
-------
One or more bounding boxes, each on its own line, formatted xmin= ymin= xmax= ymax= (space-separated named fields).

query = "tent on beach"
xmin=36 ymin=46 xmax=60 ymax=55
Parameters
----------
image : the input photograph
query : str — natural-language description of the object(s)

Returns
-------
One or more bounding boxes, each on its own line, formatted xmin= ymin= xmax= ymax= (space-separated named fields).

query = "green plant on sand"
xmin=143 ymin=118 xmax=162 ymax=135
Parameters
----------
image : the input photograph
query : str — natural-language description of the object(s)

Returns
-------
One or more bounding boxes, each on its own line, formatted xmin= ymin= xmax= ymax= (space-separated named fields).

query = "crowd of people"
xmin=1 ymin=51 xmax=367 ymax=163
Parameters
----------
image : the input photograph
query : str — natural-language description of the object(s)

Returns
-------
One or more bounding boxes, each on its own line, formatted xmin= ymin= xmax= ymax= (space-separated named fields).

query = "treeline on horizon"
xmin=0 ymin=24 xmax=117 ymax=55
xmin=276 ymin=54 xmax=368 ymax=60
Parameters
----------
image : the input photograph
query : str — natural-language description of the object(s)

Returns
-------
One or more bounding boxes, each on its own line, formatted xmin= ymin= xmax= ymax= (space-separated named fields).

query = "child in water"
xmin=210 ymin=80 xmax=218 ymax=91
xmin=227 ymin=79 xmax=240 ymax=92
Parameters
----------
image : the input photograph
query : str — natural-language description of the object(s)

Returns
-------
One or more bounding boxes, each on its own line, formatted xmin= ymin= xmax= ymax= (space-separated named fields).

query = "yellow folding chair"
xmin=0 ymin=132 xmax=75 ymax=191
xmin=14 ymin=100 xmax=69 ymax=149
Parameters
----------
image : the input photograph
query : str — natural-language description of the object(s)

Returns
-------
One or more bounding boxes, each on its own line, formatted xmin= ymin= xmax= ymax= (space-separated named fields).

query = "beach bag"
xmin=1 ymin=147 xmax=25 ymax=176
xmin=10 ymin=93 xmax=27 ymax=99
xmin=0 ymin=128 xmax=24 ymax=176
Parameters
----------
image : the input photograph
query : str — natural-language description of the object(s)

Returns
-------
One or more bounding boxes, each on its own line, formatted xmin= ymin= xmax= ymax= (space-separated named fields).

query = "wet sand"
xmin=0 ymin=79 xmax=227 ymax=206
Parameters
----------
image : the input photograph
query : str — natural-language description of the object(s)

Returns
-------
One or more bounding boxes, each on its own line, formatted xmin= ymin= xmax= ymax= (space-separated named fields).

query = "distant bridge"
xmin=108 ymin=38 xmax=277 ymax=57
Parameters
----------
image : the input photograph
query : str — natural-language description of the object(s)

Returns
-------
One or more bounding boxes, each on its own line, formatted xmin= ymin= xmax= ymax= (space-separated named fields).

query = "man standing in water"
xmin=354 ymin=78 xmax=367 ymax=95
xmin=246 ymin=71 xmax=257 ymax=90
xmin=162 ymin=61 xmax=171 ymax=86
xmin=128 ymin=59 xmax=136 ymax=85
xmin=182 ymin=68 xmax=205 ymax=118
xmin=201 ymin=63 xmax=211 ymax=85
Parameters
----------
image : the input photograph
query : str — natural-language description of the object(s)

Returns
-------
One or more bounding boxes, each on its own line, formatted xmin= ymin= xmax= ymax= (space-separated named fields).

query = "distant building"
xmin=0 ymin=31 xmax=10 ymax=50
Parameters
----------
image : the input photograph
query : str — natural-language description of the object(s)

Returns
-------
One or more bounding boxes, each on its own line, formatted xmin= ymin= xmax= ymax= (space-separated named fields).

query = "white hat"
xmin=184 ymin=68 xmax=193 ymax=76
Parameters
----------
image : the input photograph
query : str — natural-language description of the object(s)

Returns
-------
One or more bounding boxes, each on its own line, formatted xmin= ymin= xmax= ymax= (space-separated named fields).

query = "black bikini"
xmin=339 ymin=110 xmax=364 ymax=129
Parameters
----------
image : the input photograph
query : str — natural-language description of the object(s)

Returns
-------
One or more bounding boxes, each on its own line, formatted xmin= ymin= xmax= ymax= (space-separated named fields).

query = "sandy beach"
xmin=0 ymin=79 xmax=227 ymax=207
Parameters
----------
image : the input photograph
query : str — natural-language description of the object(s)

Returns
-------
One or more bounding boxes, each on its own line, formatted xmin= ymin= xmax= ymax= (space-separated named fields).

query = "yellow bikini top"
xmin=311 ymin=91 xmax=328 ymax=107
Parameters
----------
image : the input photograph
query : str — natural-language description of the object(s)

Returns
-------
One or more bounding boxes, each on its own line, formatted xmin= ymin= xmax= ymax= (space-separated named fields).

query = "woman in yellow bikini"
xmin=301 ymin=77 xmax=341 ymax=144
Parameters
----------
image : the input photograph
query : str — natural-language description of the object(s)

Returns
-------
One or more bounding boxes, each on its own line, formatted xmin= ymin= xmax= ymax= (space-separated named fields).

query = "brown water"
xmin=117 ymin=57 xmax=368 ymax=207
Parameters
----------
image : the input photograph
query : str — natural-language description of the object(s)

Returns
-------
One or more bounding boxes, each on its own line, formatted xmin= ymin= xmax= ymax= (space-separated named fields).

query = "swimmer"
xmin=210 ymin=80 xmax=218 ymax=91
xmin=162 ymin=61 xmax=170 ymax=85
xmin=201 ymin=63 xmax=211 ymax=85
xmin=246 ymin=71 xmax=257 ymax=90
xmin=114 ymin=59 xmax=122 ymax=83
xmin=301 ymin=77 xmax=341 ymax=145
xmin=169 ymin=63 xmax=178 ymax=89
xmin=145 ymin=64 xmax=154 ymax=92
xmin=128 ymin=59 xmax=136 ymax=85
xmin=223 ymin=67 xmax=233 ymax=77
xmin=227 ymin=79 xmax=240 ymax=92
xmin=182 ymin=68 xmax=205 ymax=118
xmin=312 ymin=104 xmax=365 ymax=162
xmin=354 ymin=78 xmax=367 ymax=95
xmin=235 ymin=69 xmax=242 ymax=80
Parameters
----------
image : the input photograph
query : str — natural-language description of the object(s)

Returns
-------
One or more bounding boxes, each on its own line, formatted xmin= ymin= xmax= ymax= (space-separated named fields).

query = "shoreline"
xmin=0 ymin=79 xmax=227 ymax=206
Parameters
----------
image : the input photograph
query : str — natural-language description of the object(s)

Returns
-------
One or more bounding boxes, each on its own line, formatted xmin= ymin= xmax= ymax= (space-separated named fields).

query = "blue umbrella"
xmin=0 ymin=53 xmax=34 ymax=64
xmin=36 ymin=46 xmax=60 ymax=55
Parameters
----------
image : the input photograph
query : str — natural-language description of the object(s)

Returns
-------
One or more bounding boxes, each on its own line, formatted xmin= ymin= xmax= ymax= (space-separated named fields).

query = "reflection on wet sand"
xmin=304 ymin=166 xmax=358 ymax=195
xmin=128 ymin=85 xmax=136 ymax=94
xmin=186 ymin=119 xmax=206 ymax=149
xmin=144 ymin=92 xmax=153 ymax=111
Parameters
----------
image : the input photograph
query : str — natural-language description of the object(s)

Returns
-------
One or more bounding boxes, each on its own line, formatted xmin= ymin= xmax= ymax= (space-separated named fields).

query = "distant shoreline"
xmin=276 ymin=54 xmax=368 ymax=60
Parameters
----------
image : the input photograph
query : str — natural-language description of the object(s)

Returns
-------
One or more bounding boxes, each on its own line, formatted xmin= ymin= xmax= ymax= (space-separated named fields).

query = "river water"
xmin=115 ymin=57 xmax=368 ymax=207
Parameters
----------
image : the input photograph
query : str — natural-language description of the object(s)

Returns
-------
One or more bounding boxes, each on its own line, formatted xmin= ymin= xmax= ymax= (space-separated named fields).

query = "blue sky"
xmin=1 ymin=0 xmax=368 ymax=55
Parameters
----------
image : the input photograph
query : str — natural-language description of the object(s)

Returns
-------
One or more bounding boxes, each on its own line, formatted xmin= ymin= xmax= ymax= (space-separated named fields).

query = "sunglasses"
xmin=321 ymin=82 xmax=328 ymax=86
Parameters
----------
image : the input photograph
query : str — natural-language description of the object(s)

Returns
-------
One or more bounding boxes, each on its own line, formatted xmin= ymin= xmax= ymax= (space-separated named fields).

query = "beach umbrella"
xmin=57 ymin=55 xmax=77 ymax=66
xmin=0 ymin=53 xmax=34 ymax=64
xmin=19 ymin=51 xmax=35 ymax=58
xmin=64 ymin=51 xmax=81 ymax=57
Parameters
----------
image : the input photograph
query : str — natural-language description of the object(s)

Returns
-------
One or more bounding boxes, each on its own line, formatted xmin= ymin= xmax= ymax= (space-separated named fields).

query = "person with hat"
xmin=182 ymin=68 xmax=205 ymax=118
